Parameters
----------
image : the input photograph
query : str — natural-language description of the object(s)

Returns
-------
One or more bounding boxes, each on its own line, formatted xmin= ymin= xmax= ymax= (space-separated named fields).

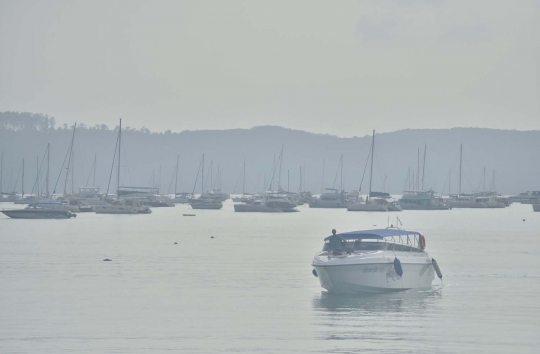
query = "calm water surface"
xmin=1 ymin=202 xmax=539 ymax=353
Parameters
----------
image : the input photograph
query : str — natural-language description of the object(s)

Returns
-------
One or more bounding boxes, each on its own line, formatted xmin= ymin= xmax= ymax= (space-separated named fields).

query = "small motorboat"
xmin=1 ymin=204 xmax=77 ymax=219
xmin=311 ymin=228 xmax=440 ymax=293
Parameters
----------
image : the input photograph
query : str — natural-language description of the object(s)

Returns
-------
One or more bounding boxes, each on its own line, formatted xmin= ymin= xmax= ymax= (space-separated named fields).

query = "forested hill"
xmin=1 ymin=111 xmax=539 ymax=195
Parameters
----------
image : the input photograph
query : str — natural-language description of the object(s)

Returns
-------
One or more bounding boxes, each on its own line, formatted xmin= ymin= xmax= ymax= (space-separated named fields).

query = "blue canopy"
xmin=324 ymin=229 xmax=420 ymax=241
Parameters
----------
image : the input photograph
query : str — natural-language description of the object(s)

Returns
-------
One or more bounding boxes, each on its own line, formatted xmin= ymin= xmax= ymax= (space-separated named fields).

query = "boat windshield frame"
xmin=320 ymin=228 xmax=425 ymax=256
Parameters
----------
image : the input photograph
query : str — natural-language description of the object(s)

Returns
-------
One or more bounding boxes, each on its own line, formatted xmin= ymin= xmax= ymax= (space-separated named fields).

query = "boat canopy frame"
xmin=324 ymin=228 xmax=423 ymax=249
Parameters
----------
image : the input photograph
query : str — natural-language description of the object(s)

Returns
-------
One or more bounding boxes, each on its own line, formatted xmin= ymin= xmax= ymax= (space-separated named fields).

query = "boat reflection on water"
xmin=312 ymin=288 xmax=442 ymax=315
xmin=311 ymin=289 xmax=442 ymax=346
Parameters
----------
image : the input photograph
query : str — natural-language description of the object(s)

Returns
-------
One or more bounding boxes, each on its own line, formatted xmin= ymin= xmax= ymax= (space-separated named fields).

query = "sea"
xmin=1 ymin=201 xmax=539 ymax=353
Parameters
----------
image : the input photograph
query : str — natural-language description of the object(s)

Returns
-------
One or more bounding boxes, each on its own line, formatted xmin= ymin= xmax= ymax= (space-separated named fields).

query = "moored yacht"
xmin=170 ymin=192 xmax=191 ymax=204
xmin=94 ymin=200 xmax=138 ymax=214
xmin=399 ymin=190 xmax=449 ymax=210
xmin=189 ymin=191 xmax=223 ymax=210
xmin=311 ymin=228 xmax=440 ymax=293
xmin=234 ymin=196 xmax=297 ymax=212
xmin=309 ymin=188 xmax=347 ymax=208
xmin=347 ymin=198 xmax=388 ymax=212
xmin=447 ymin=194 xmax=505 ymax=209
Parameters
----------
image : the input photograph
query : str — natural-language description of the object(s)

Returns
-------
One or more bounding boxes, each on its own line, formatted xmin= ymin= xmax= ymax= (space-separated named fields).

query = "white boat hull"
xmin=93 ymin=205 xmax=137 ymax=214
xmin=313 ymin=260 xmax=434 ymax=293
xmin=347 ymin=203 xmax=388 ymax=212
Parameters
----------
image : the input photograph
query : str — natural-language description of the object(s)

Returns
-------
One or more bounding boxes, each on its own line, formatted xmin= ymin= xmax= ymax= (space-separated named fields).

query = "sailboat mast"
xmin=340 ymin=154 xmax=343 ymax=190
xmin=368 ymin=130 xmax=375 ymax=201
xmin=278 ymin=144 xmax=284 ymax=190
xmin=175 ymin=155 xmax=179 ymax=195
xmin=321 ymin=159 xmax=325 ymax=194
xmin=71 ymin=147 xmax=74 ymax=194
xmin=46 ymin=143 xmax=50 ymax=197
xmin=117 ymin=119 xmax=121 ymax=196
xmin=36 ymin=156 xmax=40 ymax=196
xmin=242 ymin=159 xmax=245 ymax=197
xmin=483 ymin=167 xmax=486 ymax=192
xmin=422 ymin=144 xmax=426 ymax=191
xmin=63 ymin=123 xmax=77 ymax=195
xmin=201 ymin=154 xmax=204 ymax=196
xmin=93 ymin=154 xmax=96 ymax=187
xmin=417 ymin=147 xmax=420 ymax=190
xmin=287 ymin=169 xmax=290 ymax=193
xmin=459 ymin=144 xmax=462 ymax=195
xmin=449 ymin=168 xmax=451 ymax=197
xmin=22 ymin=159 xmax=25 ymax=198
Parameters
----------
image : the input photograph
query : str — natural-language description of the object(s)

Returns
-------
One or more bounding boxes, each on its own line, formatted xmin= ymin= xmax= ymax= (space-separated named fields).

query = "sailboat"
xmin=94 ymin=119 xmax=150 ymax=214
xmin=399 ymin=145 xmax=449 ymax=210
xmin=347 ymin=130 xmax=389 ymax=212
xmin=309 ymin=155 xmax=348 ymax=208
xmin=188 ymin=154 xmax=223 ymax=210
xmin=446 ymin=146 xmax=504 ymax=209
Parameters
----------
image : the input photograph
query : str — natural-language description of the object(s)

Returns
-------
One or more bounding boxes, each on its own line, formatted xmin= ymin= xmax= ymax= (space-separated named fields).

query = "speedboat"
xmin=311 ymin=228 xmax=441 ymax=293
xmin=2 ymin=204 xmax=77 ymax=219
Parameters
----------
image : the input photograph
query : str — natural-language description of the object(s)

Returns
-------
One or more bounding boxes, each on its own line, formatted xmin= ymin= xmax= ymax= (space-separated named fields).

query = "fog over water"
xmin=1 ymin=202 xmax=539 ymax=353
xmin=1 ymin=1 xmax=539 ymax=353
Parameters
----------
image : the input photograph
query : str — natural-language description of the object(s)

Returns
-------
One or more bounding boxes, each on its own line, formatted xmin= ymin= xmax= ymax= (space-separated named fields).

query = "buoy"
xmin=103 ymin=259 xmax=112 ymax=262
xmin=432 ymin=258 xmax=443 ymax=279
xmin=523 ymin=219 xmax=526 ymax=222
xmin=393 ymin=257 xmax=403 ymax=277
xmin=312 ymin=269 xmax=318 ymax=277
xmin=210 ymin=236 xmax=214 ymax=239
xmin=174 ymin=242 xmax=178 ymax=245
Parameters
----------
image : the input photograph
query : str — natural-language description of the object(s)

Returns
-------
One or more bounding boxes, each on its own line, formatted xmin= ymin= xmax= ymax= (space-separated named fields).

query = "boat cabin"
xmin=319 ymin=229 xmax=425 ymax=256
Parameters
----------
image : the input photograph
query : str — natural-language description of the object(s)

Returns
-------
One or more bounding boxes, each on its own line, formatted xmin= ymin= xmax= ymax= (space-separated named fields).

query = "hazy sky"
xmin=1 ymin=0 xmax=539 ymax=137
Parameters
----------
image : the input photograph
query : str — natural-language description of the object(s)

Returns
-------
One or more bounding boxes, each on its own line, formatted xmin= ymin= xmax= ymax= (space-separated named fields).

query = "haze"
xmin=1 ymin=0 xmax=539 ymax=137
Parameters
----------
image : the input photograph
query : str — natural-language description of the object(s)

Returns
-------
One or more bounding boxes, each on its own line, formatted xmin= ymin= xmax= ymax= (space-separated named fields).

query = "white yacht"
xmin=447 ymin=195 xmax=505 ymax=209
xmin=309 ymin=188 xmax=347 ymax=208
xmin=189 ymin=191 xmax=223 ymax=210
xmin=311 ymin=228 xmax=441 ymax=293
xmin=170 ymin=193 xmax=190 ymax=204
xmin=94 ymin=201 xmax=138 ymax=214
xmin=234 ymin=196 xmax=297 ymax=213
xmin=399 ymin=190 xmax=449 ymax=210
xmin=347 ymin=198 xmax=388 ymax=212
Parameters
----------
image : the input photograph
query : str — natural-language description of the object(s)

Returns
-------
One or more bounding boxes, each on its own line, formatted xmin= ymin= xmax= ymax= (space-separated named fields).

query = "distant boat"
xmin=188 ymin=154 xmax=223 ymax=210
xmin=170 ymin=192 xmax=190 ymax=204
xmin=94 ymin=201 xmax=138 ymax=214
xmin=399 ymin=190 xmax=449 ymax=210
xmin=234 ymin=196 xmax=298 ymax=213
xmin=533 ymin=204 xmax=540 ymax=212
xmin=309 ymin=188 xmax=347 ymax=208
xmin=2 ymin=204 xmax=76 ymax=219
xmin=347 ymin=131 xmax=397 ymax=212
xmin=96 ymin=119 xmax=152 ymax=215
xmin=189 ymin=192 xmax=223 ymax=210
